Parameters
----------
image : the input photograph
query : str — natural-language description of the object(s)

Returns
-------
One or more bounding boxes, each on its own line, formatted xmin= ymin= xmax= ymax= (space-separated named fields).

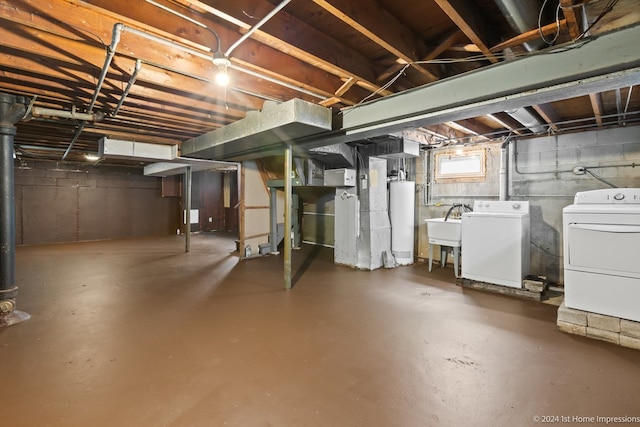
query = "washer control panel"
xmin=472 ymin=200 xmax=530 ymax=214
xmin=574 ymin=188 xmax=640 ymax=204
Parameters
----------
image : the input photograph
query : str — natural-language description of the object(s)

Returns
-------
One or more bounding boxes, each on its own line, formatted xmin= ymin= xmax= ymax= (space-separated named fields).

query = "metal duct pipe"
xmin=494 ymin=0 xmax=549 ymax=133
xmin=500 ymin=136 xmax=515 ymax=201
xmin=494 ymin=0 xmax=545 ymax=52
xmin=505 ymin=107 xmax=547 ymax=134
xmin=0 ymin=93 xmax=28 ymax=317
xmin=31 ymin=107 xmax=105 ymax=122
xmin=113 ymin=59 xmax=142 ymax=117
xmin=225 ymin=0 xmax=293 ymax=57
xmin=62 ymin=23 xmax=123 ymax=161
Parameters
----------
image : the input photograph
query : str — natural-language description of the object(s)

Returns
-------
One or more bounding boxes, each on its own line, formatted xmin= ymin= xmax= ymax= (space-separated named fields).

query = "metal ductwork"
xmin=494 ymin=0 xmax=546 ymax=52
xmin=494 ymin=0 xmax=549 ymax=133
xmin=181 ymin=99 xmax=332 ymax=161
xmin=505 ymin=107 xmax=547 ymax=134
xmin=308 ymin=143 xmax=355 ymax=168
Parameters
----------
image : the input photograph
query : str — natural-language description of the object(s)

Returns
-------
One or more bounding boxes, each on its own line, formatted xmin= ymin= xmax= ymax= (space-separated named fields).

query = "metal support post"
xmin=0 ymin=93 xmax=29 ymax=326
xmin=270 ymin=187 xmax=278 ymax=253
xmin=284 ymin=145 xmax=292 ymax=290
xmin=185 ymin=166 xmax=192 ymax=253
xmin=292 ymin=193 xmax=300 ymax=249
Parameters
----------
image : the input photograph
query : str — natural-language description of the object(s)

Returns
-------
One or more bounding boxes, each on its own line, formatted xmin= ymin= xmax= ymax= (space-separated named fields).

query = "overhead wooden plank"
xmin=559 ymin=0 xmax=583 ymax=39
xmin=431 ymin=0 xmax=499 ymax=63
xmin=86 ymin=0 xmax=356 ymax=104
xmin=335 ymin=77 xmax=357 ymax=97
xmin=0 ymin=27 xmax=255 ymax=120
xmin=378 ymin=30 xmax=460 ymax=82
xmin=491 ymin=20 xmax=568 ymax=52
xmin=486 ymin=113 xmax=527 ymax=135
xmin=311 ymin=0 xmax=438 ymax=82
xmin=180 ymin=0 xmax=389 ymax=95
xmin=0 ymin=1 xmax=275 ymax=108
xmin=589 ymin=93 xmax=605 ymax=126
xmin=446 ymin=118 xmax=494 ymax=137
xmin=532 ymin=104 xmax=561 ymax=131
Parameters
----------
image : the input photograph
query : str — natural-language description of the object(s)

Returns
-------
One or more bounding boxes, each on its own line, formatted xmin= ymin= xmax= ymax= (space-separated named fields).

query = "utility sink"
xmin=425 ymin=218 xmax=462 ymax=246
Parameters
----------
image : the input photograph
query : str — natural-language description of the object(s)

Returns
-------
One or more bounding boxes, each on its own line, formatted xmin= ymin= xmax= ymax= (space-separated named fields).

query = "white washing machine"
xmin=563 ymin=188 xmax=640 ymax=322
xmin=462 ymin=200 xmax=530 ymax=288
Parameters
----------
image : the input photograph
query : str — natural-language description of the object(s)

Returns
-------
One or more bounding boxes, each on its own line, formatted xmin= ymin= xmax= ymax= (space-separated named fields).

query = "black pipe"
xmin=0 ymin=93 xmax=28 ymax=314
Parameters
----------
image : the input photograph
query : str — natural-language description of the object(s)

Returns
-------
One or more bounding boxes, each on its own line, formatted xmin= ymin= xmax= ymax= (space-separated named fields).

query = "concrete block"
xmin=523 ymin=279 xmax=545 ymax=293
xmin=56 ymin=178 xmax=79 ymax=187
xmin=558 ymin=320 xmax=586 ymax=336
xmin=620 ymin=335 xmax=640 ymax=350
xmin=621 ymin=319 xmax=640 ymax=339
xmin=46 ymin=169 xmax=68 ymax=179
xmin=14 ymin=176 xmax=35 ymax=186
xmin=587 ymin=312 xmax=621 ymax=332
xmin=557 ymin=302 xmax=587 ymax=326
xmin=587 ymin=327 xmax=620 ymax=345
xmin=35 ymin=177 xmax=56 ymax=186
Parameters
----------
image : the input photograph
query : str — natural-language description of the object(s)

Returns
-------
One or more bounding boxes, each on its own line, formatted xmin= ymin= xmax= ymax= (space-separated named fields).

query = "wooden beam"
xmin=589 ymin=92 xmax=605 ymax=126
xmin=446 ymin=119 xmax=494 ymax=138
xmin=491 ymin=20 xmax=568 ymax=52
xmin=560 ymin=0 xmax=583 ymax=39
xmin=432 ymin=0 xmax=499 ymax=63
xmin=532 ymin=104 xmax=561 ymax=132
xmin=311 ymin=0 xmax=438 ymax=83
xmin=180 ymin=0 xmax=390 ymax=95
xmin=335 ymin=77 xmax=357 ymax=97
xmin=86 ymin=0 xmax=353 ymax=104
xmin=378 ymin=30 xmax=460 ymax=82
xmin=485 ymin=113 xmax=526 ymax=135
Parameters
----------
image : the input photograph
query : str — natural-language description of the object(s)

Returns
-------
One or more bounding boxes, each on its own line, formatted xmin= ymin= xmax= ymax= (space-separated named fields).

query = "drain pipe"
xmin=500 ymin=136 xmax=515 ymax=201
xmin=0 ymin=93 xmax=29 ymax=326
xmin=31 ymin=107 xmax=105 ymax=122
xmin=113 ymin=59 xmax=142 ymax=117
xmin=62 ymin=23 xmax=123 ymax=161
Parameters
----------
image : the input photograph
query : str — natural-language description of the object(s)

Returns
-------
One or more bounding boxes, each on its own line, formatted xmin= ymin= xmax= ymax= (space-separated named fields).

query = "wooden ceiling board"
xmin=0 ymin=0 xmax=638 ymax=164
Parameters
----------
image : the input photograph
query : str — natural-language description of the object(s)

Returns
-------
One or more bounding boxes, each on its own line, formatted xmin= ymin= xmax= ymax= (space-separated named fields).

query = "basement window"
xmin=434 ymin=148 xmax=486 ymax=181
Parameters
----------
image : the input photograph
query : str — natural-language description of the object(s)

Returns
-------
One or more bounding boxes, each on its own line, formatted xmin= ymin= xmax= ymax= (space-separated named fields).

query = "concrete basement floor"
xmin=1 ymin=233 xmax=639 ymax=427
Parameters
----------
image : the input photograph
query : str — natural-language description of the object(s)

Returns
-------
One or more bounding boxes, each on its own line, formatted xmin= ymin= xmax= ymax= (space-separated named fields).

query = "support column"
xmin=0 ymin=93 xmax=29 ymax=327
xmin=269 ymin=187 xmax=278 ymax=253
xmin=284 ymin=145 xmax=292 ymax=290
xmin=184 ymin=166 xmax=192 ymax=253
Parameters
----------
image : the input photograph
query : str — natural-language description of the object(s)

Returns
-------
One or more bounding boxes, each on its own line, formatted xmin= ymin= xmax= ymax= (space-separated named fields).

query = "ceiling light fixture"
xmin=84 ymin=153 xmax=101 ymax=162
xmin=212 ymin=51 xmax=231 ymax=86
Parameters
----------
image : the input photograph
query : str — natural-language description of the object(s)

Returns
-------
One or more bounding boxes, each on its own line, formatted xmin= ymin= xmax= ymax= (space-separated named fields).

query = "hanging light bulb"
xmin=215 ymin=65 xmax=230 ymax=86
xmin=212 ymin=52 xmax=231 ymax=86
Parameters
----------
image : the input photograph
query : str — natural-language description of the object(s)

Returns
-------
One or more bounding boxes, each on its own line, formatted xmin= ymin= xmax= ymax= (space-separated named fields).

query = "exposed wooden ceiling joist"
xmin=431 ymin=0 xmax=499 ymax=63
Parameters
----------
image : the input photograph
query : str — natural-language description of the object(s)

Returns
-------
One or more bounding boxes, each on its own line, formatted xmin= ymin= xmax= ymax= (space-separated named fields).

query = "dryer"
xmin=563 ymin=188 xmax=640 ymax=322
xmin=462 ymin=200 xmax=530 ymax=288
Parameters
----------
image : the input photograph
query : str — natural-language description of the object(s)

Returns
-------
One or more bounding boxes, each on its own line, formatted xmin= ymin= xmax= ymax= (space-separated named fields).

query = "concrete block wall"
xmin=417 ymin=125 xmax=640 ymax=284
xmin=557 ymin=302 xmax=640 ymax=350
xmin=14 ymin=160 xmax=179 ymax=245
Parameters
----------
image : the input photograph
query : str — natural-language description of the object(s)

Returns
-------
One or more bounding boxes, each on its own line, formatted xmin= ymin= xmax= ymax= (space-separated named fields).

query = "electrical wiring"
xmin=350 ymin=37 xmax=594 ymax=107
xmin=576 ymin=0 xmax=620 ymax=40
xmin=538 ymin=0 xmax=562 ymax=45
xmin=585 ymin=168 xmax=618 ymax=188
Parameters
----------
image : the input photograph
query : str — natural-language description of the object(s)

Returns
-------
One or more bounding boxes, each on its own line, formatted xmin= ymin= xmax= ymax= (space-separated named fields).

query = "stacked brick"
xmin=557 ymin=302 xmax=640 ymax=350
